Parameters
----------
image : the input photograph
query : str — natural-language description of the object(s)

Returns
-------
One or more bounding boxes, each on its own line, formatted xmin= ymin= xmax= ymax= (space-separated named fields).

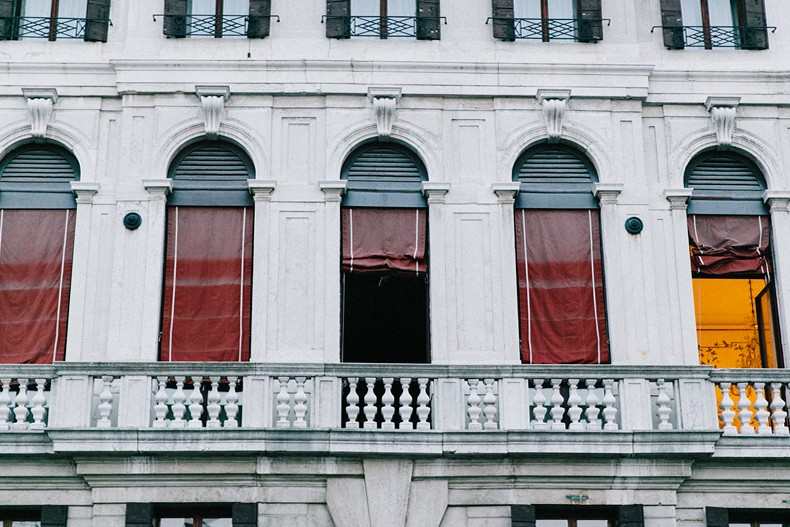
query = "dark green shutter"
xmin=491 ymin=0 xmax=514 ymax=41
xmin=125 ymin=504 xmax=154 ymax=527
xmin=660 ymin=0 xmax=684 ymax=49
xmin=341 ymin=143 xmax=428 ymax=208
xmin=85 ymin=0 xmax=111 ymax=42
xmin=739 ymin=0 xmax=768 ymax=49
xmin=0 ymin=145 xmax=80 ymax=209
xmin=169 ymin=141 xmax=255 ymax=207
xmin=416 ymin=0 xmax=440 ymax=40
xmin=511 ymin=505 xmax=536 ymax=527
xmin=247 ymin=0 xmax=271 ymax=38
xmin=577 ymin=0 xmax=602 ymax=42
xmin=163 ymin=0 xmax=188 ymax=38
xmin=705 ymin=507 xmax=728 ymax=527
xmin=0 ymin=0 xmax=16 ymax=40
xmin=41 ymin=506 xmax=68 ymax=527
xmin=685 ymin=151 xmax=767 ymax=215
xmin=326 ymin=0 xmax=350 ymax=38
xmin=232 ymin=503 xmax=258 ymax=527
xmin=513 ymin=145 xmax=599 ymax=209
xmin=618 ymin=505 xmax=644 ymax=527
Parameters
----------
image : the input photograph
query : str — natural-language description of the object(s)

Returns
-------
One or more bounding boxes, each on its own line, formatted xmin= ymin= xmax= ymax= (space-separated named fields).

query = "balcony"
xmin=2 ymin=17 xmax=89 ymax=40
xmin=655 ymin=25 xmax=776 ymax=49
xmin=0 ymin=363 xmax=787 ymax=458
xmin=487 ymin=17 xmax=608 ymax=42
xmin=322 ymin=16 xmax=445 ymax=38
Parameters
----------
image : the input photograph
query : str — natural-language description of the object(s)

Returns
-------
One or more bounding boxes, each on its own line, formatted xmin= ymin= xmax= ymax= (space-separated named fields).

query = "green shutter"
xmin=163 ymin=0 xmax=188 ymax=38
xmin=618 ymin=505 xmax=644 ymax=527
xmin=416 ymin=0 xmax=440 ymax=40
xmin=232 ymin=504 xmax=258 ymax=527
xmin=740 ymin=0 xmax=768 ymax=49
xmin=125 ymin=504 xmax=154 ymax=527
xmin=85 ymin=0 xmax=111 ymax=42
xmin=577 ymin=0 xmax=602 ymax=42
xmin=660 ymin=0 xmax=684 ymax=49
xmin=491 ymin=0 xmax=514 ymax=41
xmin=247 ymin=0 xmax=271 ymax=38
xmin=511 ymin=506 xmax=536 ymax=527
xmin=326 ymin=0 xmax=350 ymax=38
xmin=705 ymin=507 xmax=728 ymax=527
xmin=0 ymin=0 xmax=16 ymax=40
xmin=41 ymin=506 xmax=68 ymax=527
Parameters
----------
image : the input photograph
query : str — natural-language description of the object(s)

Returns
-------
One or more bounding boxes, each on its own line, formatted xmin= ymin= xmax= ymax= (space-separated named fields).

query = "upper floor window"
xmin=512 ymin=505 xmax=643 ymax=527
xmin=325 ymin=0 xmax=440 ymax=40
xmin=491 ymin=0 xmax=603 ymax=42
xmin=0 ymin=144 xmax=78 ymax=365
xmin=162 ymin=0 xmax=271 ymax=38
xmin=340 ymin=142 xmax=430 ymax=364
xmin=707 ymin=507 xmax=790 ymax=527
xmin=160 ymin=140 xmax=255 ymax=363
xmin=512 ymin=143 xmax=608 ymax=365
xmin=0 ymin=0 xmax=111 ymax=41
xmin=659 ymin=0 xmax=770 ymax=49
xmin=685 ymin=150 xmax=782 ymax=369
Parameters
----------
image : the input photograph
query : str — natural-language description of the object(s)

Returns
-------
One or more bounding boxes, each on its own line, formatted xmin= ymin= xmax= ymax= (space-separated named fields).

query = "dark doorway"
xmin=342 ymin=272 xmax=429 ymax=363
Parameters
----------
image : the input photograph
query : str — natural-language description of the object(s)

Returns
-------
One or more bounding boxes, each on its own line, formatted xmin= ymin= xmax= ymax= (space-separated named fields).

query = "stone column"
xmin=247 ymin=180 xmax=277 ymax=362
xmin=421 ymin=182 xmax=451 ymax=363
xmin=593 ymin=183 xmax=624 ymax=363
xmin=319 ymin=181 xmax=347 ymax=363
xmin=492 ymin=182 xmax=522 ymax=364
xmin=763 ymin=190 xmax=790 ymax=367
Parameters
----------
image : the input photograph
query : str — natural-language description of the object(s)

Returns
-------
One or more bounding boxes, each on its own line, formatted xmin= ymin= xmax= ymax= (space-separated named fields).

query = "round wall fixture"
xmin=625 ymin=216 xmax=643 ymax=235
xmin=123 ymin=212 xmax=143 ymax=230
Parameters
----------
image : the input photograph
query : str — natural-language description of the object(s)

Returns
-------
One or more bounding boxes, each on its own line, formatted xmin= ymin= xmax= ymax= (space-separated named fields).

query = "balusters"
xmin=170 ymin=377 xmax=187 ymax=428
xmin=276 ymin=377 xmax=291 ymax=429
xmin=224 ymin=377 xmax=240 ymax=428
xmin=363 ymin=378 xmax=378 ymax=429
xmin=416 ymin=378 xmax=430 ymax=431
xmin=567 ymin=379 xmax=583 ymax=431
xmin=187 ymin=377 xmax=204 ymax=428
xmin=97 ymin=376 xmax=113 ymax=428
xmin=584 ymin=379 xmax=601 ymax=431
xmin=466 ymin=379 xmax=483 ymax=431
xmin=206 ymin=378 xmax=221 ymax=429
xmin=345 ymin=378 xmax=360 ymax=428
xmin=482 ymin=379 xmax=498 ymax=431
xmin=769 ymin=382 xmax=788 ymax=435
xmin=12 ymin=380 xmax=29 ymax=431
xmin=0 ymin=379 xmax=11 ymax=431
xmin=293 ymin=377 xmax=308 ymax=429
xmin=655 ymin=379 xmax=673 ymax=431
xmin=381 ymin=378 xmax=396 ymax=430
xmin=399 ymin=377 xmax=413 ymax=430
xmin=28 ymin=379 xmax=47 ymax=431
xmin=719 ymin=382 xmax=737 ymax=434
xmin=602 ymin=379 xmax=618 ymax=431
xmin=549 ymin=379 xmax=565 ymax=430
xmin=736 ymin=382 xmax=755 ymax=435
xmin=753 ymin=382 xmax=771 ymax=435
xmin=153 ymin=377 xmax=169 ymax=428
xmin=532 ymin=379 xmax=548 ymax=430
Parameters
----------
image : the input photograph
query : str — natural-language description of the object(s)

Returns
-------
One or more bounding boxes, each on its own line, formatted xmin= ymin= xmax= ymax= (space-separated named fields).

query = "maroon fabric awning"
xmin=0 ymin=210 xmax=75 ymax=364
xmin=688 ymin=215 xmax=770 ymax=277
xmin=160 ymin=207 xmax=253 ymax=362
xmin=515 ymin=209 xmax=609 ymax=364
xmin=341 ymin=208 xmax=427 ymax=274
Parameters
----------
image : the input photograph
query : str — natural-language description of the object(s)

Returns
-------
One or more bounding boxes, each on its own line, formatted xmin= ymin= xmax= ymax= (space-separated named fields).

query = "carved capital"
xmin=196 ymin=85 xmax=230 ymax=140
xmin=492 ymin=182 xmax=521 ymax=205
xmin=248 ymin=180 xmax=277 ymax=202
xmin=537 ymin=89 xmax=571 ymax=142
xmin=70 ymin=182 xmax=100 ymax=205
xmin=421 ymin=182 xmax=451 ymax=204
xmin=763 ymin=190 xmax=790 ymax=214
xmin=319 ymin=180 xmax=347 ymax=202
xmin=23 ymin=88 xmax=58 ymax=139
xmin=705 ymin=97 xmax=740 ymax=150
xmin=593 ymin=183 xmax=623 ymax=206
xmin=664 ymin=188 xmax=694 ymax=210
xmin=142 ymin=179 xmax=173 ymax=200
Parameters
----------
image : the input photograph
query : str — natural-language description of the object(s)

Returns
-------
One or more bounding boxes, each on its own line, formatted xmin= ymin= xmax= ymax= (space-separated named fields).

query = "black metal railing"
xmin=486 ymin=17 xmax=609 ymax=42
xmin=652 ymin=25 xmax=776 ymax=49
xmin=3 ymin=17 xmax=87 ymax=40
xmin=323 ymin=16 xmax=446 ymax=38
xmin=153 ymin=13 xmax=280 ymax=38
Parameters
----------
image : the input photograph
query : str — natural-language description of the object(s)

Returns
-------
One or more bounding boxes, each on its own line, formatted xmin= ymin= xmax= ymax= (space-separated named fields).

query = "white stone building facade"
xmin=0 ymin=0 xmax=789 ymax=526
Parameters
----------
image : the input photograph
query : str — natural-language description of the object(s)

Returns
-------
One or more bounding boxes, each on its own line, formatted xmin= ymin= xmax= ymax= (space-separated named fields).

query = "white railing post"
xmin=48 ymin=373 xmax=91 ymax=428
xmin=118 ymin=375 xmax=154 ymax=428
xmin=619 ymin=378 xmax=650 ymax=430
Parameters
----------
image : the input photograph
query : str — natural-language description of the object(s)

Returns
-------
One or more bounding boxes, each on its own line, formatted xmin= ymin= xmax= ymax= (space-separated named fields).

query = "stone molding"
xmin=664 ymin=188 xmax=694 ymax=210
xmin=142 ymin=179 xmax=173 ymax=199
xmin=421 ymin=182 xmax=451 ymax=204
xmin=593 ymin=182 xmax=623 ymax=205
xmin=763 ymin=190 xmax=790 ymax=213
xmin=492 ymin=182 xmax=521 ymax=204
xmin=248 ymin=180 xmax=277 ymax=201
xmin=70 ymin=182 xmax=101 ymax=205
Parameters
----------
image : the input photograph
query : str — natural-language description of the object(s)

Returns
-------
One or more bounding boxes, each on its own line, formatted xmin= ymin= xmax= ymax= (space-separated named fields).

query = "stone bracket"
xmin=248 ymin=180 xmax=277 ymax=201
xmin=319 ymin=180 xmax=348 ymax=202
xmin=22 ymin=88 xmax=58 ymax=139
xmin=368 ymin=87 xmax=402 ymax=138
xmin=593 ymin=182 xmax=623 ymax=206
xmin=196 ymin=85 xmax=230 ymax=140
xmin=492 ymin=182 xmax=521 ymax=205
xmin=664 ymin=188 xmax=694 ymax=210
xmin=537 ymin=89 xmax=571 ymax=143
xmin=70 ymin=182 xmax=101 ymax=205
xmin=421 ymin=182 xmax=451 ymax=204
xmin=705 ymin=96 xmax=740 ymax=149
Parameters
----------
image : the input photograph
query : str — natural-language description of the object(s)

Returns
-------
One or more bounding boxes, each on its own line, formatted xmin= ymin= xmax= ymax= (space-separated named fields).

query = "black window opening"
xmin=658 ymin=0 xmax=771 ymax=49
xmin=490 ymin=0 xmax=604 ymax=42
xmin=126 ymin=503 xmax=257 ymax=527
xmin=161 ymin=0 xmax=273 ymax=38
xmin=0 ymin=0 xmax=111 ymax=41
xmin=0 ymin=506 xmax=67 ymax=527
xmin=325 ymin=0 xmax=441 ymax=39
xmin=340 ymin=142 xmax=430 ymax=364
xmin=685 ymin=150 xmax=783 ymax=369
xmin=707 ymin=507 xmax=790 ymax=527
xmin=512 ymin=505 xmax=644 ymax=527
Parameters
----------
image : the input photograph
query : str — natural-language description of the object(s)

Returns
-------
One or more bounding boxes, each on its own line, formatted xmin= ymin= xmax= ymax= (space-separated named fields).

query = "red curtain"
xmin=515 ymin=209 xmax=609 ymax=364
xmin=688 ymin=215 xmax=770 ymax=277
xmin=341 ymin=208 xmax=427 ymax=274
xmin=160 ymin=207 xmax=253 ymax=362
xmin=0 ymin=210 xmax=75 ymax=364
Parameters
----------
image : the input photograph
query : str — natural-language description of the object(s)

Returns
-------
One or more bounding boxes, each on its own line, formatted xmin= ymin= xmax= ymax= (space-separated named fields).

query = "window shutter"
xmin=577 ymin=0 xmax=603 ymax=42
xmin=85 ymin=0 xmax=111 ymax=42
xmin=125 ymin=504 xmax=154 ymax=527
xmin=163 ymin=0 xmax=188 ymax=38
xmin=659 ymin=0 xmax=684 ymax=49
xmin=510 ymin=505 xmax=536 ymax=527
xmin=41 ymin=506 xmax=68 ymax=527
xmin=0 ymin=0 xmax=16 ymax=40
xmin=685 ymin=151 xmax=767 ymax=215
xmin=416 ymin=0 xmax=440 ymax=40
xmin=169 ymin=141 xmax=255 ymax=207
xmin=705 ymin=507 xmax=728 ymax=527
xmin=232 ymin=504 xmax=258 ymax=527
xmin=618 ymin=505 xmax=644 ymax=527
xmin=326 ymin=0 xmax=350 ymax=39
xmin=341 ymin=144 xmax=428 ymax=208
xmin=740 ymin=0 xmax=768 ymax=50
xmin=513 ymin=145 xmax=599 ymax=209
xmin=491 ymin=0 xmax=514 ymax=41
xmin=247 ymin=0 xmax=271 ymax=38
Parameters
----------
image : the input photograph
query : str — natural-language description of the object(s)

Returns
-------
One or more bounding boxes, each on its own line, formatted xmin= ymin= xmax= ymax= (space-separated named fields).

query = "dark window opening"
xmin=660 ymin=0 xmax=770 ymax=49
xmin=0 ymin=0 xmax=110 ymax=42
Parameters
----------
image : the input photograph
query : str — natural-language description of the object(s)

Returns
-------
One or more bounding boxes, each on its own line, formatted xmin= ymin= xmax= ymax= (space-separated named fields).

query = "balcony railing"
xmin=486 ymin=17 xmax=609 ymax=42
xmin=652 ymin=25 xmax=776 ymax=49
xmin=3 ymin=17 xmax=88 ymax=40
xmin=322 ymin=16 xmax=446 ymax=38
xmin=2 ymin=363 xmax=787 ymax=440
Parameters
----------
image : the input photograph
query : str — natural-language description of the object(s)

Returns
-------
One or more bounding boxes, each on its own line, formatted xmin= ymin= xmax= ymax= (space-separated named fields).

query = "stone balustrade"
xmin=0 ymin=363 xmax=787 ymax=436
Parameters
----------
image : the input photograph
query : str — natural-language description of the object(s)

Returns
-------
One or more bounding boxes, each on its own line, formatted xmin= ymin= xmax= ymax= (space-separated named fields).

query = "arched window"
xmin=513 ymin=143 xmax=608 ymax=364
xmin=0 ymin=144 xmax=79 ymax=364
xmin=340 ymin=142 xmax=429 ymax=363
xmin=685 ymin=150 xmax=782 ymax=368
xmin=160 ymin=140 xmax=254 ymax=362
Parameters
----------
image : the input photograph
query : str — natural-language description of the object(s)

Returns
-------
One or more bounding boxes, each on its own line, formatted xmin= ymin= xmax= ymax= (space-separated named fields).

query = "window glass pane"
xmin=548 ymin=0 xmax=575 ymax=19
xmin=707 ymin=0 xmax=735 ymax=26
xmin=681 ymin=0 xmax=703 ymax=26
xmin=57 ymin=0 xmax=88 ymax=18
xmin=351 ymin=0 xmax=379 ymax=16
xmin=203 ymin=519 xmax=232 ymax=527
xmin=20 ymin=0 xmax=52 ymax=18
xmin=514 ymin=0 xmax=541 ymax=19
xmin=223 ymin=0 xmax=249 ymax=14
xmin=578 ymin=521 xmax=610 ymax=527
xmin=9 ymin=523 xmax=42 ymax=527
xmin=159 ymin=520 xmax=191 ymax=527
xmin=388 ymin=0 xmax=415 ymax=17
xmin=536 ymin=521 xmax=568 ymax=527
xmin=730 ymin=524 xmax=751 ymax=527
xmin=189 ymin=0 xmax=216 ymax=14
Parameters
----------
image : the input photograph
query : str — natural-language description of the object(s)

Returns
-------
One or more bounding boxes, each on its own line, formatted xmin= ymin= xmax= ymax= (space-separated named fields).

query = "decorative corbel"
xmin=592 ymin=182 xmax=623 ymax=206
xmin=196 ymin=85 xmax=230 ymax=140
xmin=705 ymin=96 xmax=740 ymax=149
xmin=763 ymin=190 xmax=790 ymax=214
xmin=22 ymin=88 xmax=58 ymax=140
xmin=368 ymin=87 xmax=402 ymax=138
xmin=537 ymin=89 xmax=571 ymax=143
